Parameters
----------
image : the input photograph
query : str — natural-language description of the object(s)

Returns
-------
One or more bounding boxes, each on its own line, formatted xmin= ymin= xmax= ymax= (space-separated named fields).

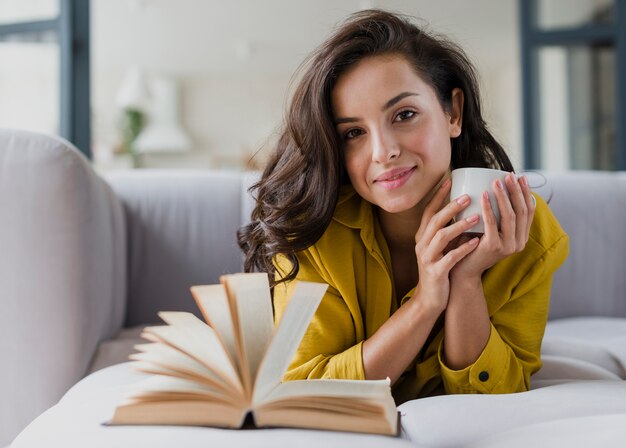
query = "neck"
xmin=377 ymin=205 xmax=424 ymax=249
xmin=377 ymin=174 xmax=450 ymax=248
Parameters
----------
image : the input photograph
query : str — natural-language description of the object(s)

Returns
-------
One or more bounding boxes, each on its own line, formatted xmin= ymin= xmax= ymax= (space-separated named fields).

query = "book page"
xmin=263 ymin=378 xmax=392 ymax=402
xmin=110 ymin=375 xmax=247 ymax=428
xmin=110 ymin=399 xmax=245 ymax=428
xmin=125 ymin=369 xmax=237 ymax=404
xmin=190 ymin=284 xmax=239 ymax=373
xmin=252 ymin=281 xmax=328 ymax=405
xmin=222 ymin=273 xmax=274 ymax=399
xmin=253 ymin=406 xmax=398 ymax=436
xmin=130 ymin=342 xmax=234 ymax=394
xmin=146 ymin=312 xmax=242 ymax=396
xmin=255 ymin=378 xmax=398 ymax=436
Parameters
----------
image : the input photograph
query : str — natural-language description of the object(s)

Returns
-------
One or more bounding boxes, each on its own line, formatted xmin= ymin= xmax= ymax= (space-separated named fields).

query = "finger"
xmin=439 ymin=235 xmax=480 ymax=270
xmin=418 ymin=178 xmax=452 ymax=236
xmin=492 ymin=176 xmax=516 ymax=244
xmin=519 ymin=175 xmax=536 ymax=237
xmin=421 ymin=192 xmax=471 ymax=246
xmin=424 ymin=212 xmax=480 ymax=260
xmin=505 ymin=172 xmax=528 ymax=247
xmin=481 ymin=190 xmax=500 ymax=241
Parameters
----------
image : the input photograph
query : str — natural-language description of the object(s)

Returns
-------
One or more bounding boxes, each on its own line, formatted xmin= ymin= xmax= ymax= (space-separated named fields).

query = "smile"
xmin=374 ymin=166 xmax=416 ymax=190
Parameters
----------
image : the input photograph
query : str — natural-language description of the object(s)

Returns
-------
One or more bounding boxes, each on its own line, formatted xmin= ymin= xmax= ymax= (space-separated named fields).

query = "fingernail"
xmin=509 ymin=173 xmax=517 ymax=184
xmin=496 ymin=179 xmax=504 ymax=190
xmin=441 ymin=178 xmax=451 ymax=190
xmin=466 ymin=214 xmax=479 ymax=224
xmin=483 ymin=191 xmax=490 ymax=200
xmin=457 ymin=195 xmax=470 ymax=206
xmin=469 ymin=237 xmax=479 ymax=246
xmin=520 ymin=175 xmax=528 ymax=187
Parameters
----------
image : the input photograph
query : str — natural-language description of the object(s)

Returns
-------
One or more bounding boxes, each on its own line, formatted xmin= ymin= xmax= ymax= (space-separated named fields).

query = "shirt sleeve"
xmin=438 ymin=232 xmax=569 ymax=394
xmin=273 ymin=251 xmax=365 ymax=381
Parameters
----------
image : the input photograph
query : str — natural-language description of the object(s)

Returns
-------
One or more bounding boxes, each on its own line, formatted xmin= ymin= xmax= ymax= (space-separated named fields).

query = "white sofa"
xmin=2 ymin=129 xmax=626 ymax=447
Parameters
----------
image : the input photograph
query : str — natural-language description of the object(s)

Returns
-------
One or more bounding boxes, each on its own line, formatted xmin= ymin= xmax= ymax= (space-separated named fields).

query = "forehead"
xmin=331 ymin=54 xmax=433 ymax=114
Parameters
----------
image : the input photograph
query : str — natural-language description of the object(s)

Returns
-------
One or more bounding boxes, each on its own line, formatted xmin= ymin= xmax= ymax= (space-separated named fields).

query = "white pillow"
xmin=465 ymin=413 xmax=626 ymax=448
xmin=542 ymin=317 xmax=626 ymax=378
xmin=399 ymin=381 xmax=626 ymax=447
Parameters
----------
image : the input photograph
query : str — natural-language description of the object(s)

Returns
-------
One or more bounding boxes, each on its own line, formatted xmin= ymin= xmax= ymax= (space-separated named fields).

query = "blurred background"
xmin=0 ymin=0 xmax=623 ymax=172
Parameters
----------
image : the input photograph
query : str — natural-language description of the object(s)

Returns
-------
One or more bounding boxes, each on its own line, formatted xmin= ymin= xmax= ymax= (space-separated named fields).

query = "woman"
xmin=238 ymin=9 xmax=568 ymax=404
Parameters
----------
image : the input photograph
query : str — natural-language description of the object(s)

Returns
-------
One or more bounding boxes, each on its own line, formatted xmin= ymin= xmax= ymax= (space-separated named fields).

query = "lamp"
xmin=115 ymin=66 xmax=149 ymax=110
xmin=133 ymin=76 xmax=192 ymax=153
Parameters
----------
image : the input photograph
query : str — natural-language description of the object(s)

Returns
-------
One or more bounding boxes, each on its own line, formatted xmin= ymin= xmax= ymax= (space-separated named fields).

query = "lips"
xmin=373 ymin=166 xmax=416 ymax=190
xmin=374 ymin=166 xmax=416 ymax=182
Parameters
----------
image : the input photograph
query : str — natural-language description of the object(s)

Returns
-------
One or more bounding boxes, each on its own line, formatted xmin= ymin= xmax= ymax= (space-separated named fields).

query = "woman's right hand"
xmin=412 ymin=178 xmax=481 ymax=313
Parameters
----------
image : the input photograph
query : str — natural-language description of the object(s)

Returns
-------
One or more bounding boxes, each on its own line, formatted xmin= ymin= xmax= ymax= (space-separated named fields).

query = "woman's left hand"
xmin=449 ymin=173 xmax=536 ymax=281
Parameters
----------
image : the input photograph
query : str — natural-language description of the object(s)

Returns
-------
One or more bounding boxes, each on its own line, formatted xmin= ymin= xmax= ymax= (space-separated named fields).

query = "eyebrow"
xmin=334 ymin=92 xmax=419 ymax=125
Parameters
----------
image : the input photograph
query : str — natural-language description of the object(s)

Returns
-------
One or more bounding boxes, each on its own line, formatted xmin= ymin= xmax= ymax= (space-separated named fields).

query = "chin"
xmin=377 ymin=196 xmax=418 ymax=214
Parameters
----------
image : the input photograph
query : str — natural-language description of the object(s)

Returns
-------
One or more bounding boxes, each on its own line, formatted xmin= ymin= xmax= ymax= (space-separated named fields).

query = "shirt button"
xmin=478 ymin=371 xmax=489 ymax=382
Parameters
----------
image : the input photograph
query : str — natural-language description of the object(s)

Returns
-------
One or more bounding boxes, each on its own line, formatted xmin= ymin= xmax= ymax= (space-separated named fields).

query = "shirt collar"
xmin=333 ymin=184 xmax=374 ymax=230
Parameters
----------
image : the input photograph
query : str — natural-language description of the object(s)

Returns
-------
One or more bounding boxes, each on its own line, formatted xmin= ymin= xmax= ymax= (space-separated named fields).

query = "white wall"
xmin=91 ymin=0 xmax=522 ymax=171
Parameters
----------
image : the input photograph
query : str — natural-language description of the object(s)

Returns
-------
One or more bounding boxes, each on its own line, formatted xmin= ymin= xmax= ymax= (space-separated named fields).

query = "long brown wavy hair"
xmin=237 ymin=9 xmax=514 ymax=286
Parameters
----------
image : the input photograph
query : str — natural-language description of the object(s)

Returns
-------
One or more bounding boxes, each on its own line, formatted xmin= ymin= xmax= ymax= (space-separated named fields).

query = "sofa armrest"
xmin=0 ymin=130 xmax=126 ymax=446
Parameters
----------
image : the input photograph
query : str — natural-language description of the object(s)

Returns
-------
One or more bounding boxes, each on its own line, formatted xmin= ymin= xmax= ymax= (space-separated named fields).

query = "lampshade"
xmin=115 ymin=66 xmax=149 ymax=110
xmin=133 ymin=76 xmax=192 ymax=153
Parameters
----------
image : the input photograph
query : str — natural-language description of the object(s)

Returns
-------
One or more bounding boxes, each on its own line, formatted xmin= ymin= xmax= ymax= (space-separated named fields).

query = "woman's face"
xmin=331 ymin=54 xmax=463 ymax=215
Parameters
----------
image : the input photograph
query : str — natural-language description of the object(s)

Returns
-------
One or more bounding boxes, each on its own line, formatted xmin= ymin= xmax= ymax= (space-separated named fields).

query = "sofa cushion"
xmin=464 ymin=413 xmax=626 ymax=448
xmin=16 ymin=363 xmax=626 ymax=448
xmin=87 ymin=326 xmax=145 ymax=375
xmin=541 ymin=317 xmax=626 ymax=379
xmin=399 ymin=380 xmax=626 ymax=447
xmin=532 ymin=356 xmax=621 ymax=387
xmin=11 ymin=364 xmax=415 ymax=448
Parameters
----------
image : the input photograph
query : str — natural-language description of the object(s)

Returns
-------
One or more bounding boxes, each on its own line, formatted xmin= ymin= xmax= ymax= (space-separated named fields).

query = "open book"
xmin=109 ymin=273 xmax=399 ymax=436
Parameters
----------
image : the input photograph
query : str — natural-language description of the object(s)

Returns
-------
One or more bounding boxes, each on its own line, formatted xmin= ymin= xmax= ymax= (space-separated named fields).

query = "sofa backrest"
xmin=532 ymin=171 xmax=626 ymax=319
xmin=106 ymin=169 xmax=625 ymax=326
xmin=105 ymin=170 xmax=258 ymax=327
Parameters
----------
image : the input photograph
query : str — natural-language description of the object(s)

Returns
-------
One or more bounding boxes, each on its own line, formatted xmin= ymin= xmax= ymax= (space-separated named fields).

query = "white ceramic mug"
xmin=450 ymin=167 xmax=510 ymax=233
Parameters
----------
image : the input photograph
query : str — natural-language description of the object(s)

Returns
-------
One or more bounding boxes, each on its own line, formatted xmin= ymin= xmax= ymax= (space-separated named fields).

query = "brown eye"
xmin=395 ymin=110 xmax=416 ymax=121
xmin=344 ymin=129 xmax=364 ymax=140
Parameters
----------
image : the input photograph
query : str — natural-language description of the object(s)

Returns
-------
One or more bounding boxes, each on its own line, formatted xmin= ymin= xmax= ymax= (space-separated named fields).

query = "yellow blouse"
xmin=273 ymin=185 xmax=569 ymax=404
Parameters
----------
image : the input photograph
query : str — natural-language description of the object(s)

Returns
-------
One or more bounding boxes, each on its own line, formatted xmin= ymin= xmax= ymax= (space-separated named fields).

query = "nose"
xmin=371 ymin=129 xmax=400 ymax=163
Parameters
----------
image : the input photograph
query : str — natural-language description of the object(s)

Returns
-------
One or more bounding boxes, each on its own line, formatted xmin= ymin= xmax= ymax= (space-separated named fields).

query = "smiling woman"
xmin=332 ymin=55 xmax=459 ymax=215
xmin=238 ymin=9 xmax=569 ymax=404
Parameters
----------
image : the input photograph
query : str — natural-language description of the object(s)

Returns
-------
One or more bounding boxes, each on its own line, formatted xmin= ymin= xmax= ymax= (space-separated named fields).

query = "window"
xmin=0 ymin=0 xmax=91 ymax=158
xmin=520 ymin=0 xmax=625 ymax=170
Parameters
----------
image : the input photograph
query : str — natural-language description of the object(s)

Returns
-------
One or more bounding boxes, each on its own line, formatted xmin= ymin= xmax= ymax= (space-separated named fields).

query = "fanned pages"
xmin=130 ymin=343 xmax=236 ymax=398
xmin=145 ymin=313 xmax=242 ymax=395
xmin=109 ymin=273 xmax=399 ymax=436
xmin=252 ymin=281 xmax=328 ymax=405
xmin=221 ymin=273 xmax=274 ymax=399
xmin=190 ymin=284 xmax=239 ymax=373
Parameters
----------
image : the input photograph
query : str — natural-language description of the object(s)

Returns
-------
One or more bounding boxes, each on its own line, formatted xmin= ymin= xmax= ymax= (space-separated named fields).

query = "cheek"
xmin=408 ymin=123 xmax=452 ymax=161
xmin=343 ymin=149 xmax=366 ymax=182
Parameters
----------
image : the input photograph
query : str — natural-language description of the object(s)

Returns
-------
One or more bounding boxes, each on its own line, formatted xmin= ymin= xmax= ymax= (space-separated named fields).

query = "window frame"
xmin=0 ymin=0 xmax=91 ymax=158
xmin=520 ymin=0 xmax=626 ymax=170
